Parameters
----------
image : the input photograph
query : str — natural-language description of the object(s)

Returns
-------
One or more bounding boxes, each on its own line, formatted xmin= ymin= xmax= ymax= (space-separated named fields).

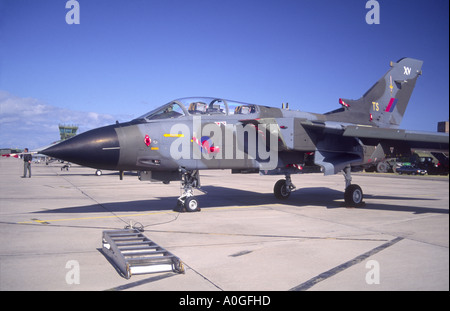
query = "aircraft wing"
xmin=342 ymin=125 xmax=449 ymax=152
xmin=297 ymin=120 xmax=449 ymax=175
xmin=299 ymin=120 xmax=449 ymax=152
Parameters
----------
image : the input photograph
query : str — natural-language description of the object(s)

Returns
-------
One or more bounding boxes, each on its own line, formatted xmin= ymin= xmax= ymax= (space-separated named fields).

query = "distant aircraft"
xmin=41 ymin=58 xmax=449 ymax=212
xmin=2 ymin=143 xmax=61 ymax=164
xmin=2 ymin=151 xmax=37 ymax=159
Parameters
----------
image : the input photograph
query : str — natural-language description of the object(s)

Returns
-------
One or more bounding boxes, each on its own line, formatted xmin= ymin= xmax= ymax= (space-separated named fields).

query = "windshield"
xmin=135 ymin=97 xmax=258 ymax=121
xmin=137 ymin=102 xmax=186 ymax=121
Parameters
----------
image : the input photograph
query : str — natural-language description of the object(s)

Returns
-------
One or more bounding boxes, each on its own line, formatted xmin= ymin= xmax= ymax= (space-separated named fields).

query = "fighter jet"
xmin=42 ymin=58 xmax=449 ymax=212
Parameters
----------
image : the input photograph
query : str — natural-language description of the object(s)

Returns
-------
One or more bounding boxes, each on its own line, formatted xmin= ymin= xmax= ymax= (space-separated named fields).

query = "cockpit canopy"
xmin=136 ymin=97 xmax=258 ymax=121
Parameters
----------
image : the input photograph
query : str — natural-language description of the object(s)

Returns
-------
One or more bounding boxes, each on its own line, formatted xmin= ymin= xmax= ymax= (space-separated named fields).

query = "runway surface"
xmin=0 ymin=157 xmax=448 ymax=291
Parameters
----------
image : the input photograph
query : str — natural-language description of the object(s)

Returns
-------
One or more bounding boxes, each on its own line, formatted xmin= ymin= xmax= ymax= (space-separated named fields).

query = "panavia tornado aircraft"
xmin=42 ymin=58 xmax=449 ymax=212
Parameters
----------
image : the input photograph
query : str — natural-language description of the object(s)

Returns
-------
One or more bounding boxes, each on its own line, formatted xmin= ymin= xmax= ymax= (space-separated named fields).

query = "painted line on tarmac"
xmin=289 ymin=236 xmax=404 ymax=291
xmin=16 ymin=204 xmax=264 ymax=225
xmin=17 ymin=210 xmax=174 ymax=224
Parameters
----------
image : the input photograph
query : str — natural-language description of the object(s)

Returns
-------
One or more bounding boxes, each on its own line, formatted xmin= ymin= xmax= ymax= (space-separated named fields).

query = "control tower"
xmin=59 ymin=124 xmax=78 ymax=141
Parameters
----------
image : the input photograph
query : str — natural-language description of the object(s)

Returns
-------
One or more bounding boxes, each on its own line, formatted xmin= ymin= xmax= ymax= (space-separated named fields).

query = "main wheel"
xmin=274 ymin=179 xmax=291 ymax=200
xmin=184 ymin=196 xmax=200 ymax=212
xmin=377 ymin=162 xmax=388 ymax=173
xmin=344 ymin=184 xmax=363 ymax=206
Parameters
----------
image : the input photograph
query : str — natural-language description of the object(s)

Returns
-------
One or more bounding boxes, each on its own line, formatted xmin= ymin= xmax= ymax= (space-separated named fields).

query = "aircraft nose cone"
xmin=42 ymin=125 xmax=120 ymax=170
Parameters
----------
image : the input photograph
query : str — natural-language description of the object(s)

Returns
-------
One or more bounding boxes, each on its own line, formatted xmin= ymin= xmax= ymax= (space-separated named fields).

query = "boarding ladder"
xmin=102 ymin=229 xmax=184 ymax=279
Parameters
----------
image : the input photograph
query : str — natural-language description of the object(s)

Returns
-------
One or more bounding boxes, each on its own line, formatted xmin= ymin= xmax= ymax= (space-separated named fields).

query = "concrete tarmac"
xmin=0 ymin=157 xmax=448 ymax=291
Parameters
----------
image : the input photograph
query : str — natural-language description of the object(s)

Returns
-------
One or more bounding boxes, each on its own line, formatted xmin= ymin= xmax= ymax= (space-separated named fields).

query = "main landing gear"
xmin=343 ymin=166 xmax=364 ymax=207
xmin=175 ymin=169 xmax=202 ymax=213
xmin=273 ymin=174 xmax=296 ymax=200
xmin=272 ymin=166 xmax=364 ymax=207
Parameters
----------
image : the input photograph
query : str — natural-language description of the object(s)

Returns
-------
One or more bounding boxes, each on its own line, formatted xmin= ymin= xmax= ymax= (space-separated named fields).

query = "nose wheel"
xmin=183 ymin=196 xmax=199 ymax=212
xmin=176 ymin=169 xmax=202 ymax=212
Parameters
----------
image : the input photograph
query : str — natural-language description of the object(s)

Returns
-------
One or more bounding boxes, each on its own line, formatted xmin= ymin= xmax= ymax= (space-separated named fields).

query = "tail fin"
xmin=328 ymin=58 xmax=423 ymax=129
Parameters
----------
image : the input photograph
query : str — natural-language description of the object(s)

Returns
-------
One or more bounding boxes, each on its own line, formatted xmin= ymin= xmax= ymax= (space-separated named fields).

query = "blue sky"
xmin=0 ymin=0 xmax=448 ymax=149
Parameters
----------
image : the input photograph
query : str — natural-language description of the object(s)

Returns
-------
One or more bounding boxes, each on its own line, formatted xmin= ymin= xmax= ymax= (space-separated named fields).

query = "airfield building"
xmin=59 ymin=124 xmax=78 ymax=141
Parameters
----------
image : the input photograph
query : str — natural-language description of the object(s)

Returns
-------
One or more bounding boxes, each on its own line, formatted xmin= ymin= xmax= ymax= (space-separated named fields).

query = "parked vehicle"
xmin=396 ymin=165 xmax=427 ymax=175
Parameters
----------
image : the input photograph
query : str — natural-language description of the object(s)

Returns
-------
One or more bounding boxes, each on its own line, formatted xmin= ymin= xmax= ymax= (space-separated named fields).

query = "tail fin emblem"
xmin=385 ymin=98 xmax=398 ymax=112
xmin=403 ymin=66 xmax=412 ymax=75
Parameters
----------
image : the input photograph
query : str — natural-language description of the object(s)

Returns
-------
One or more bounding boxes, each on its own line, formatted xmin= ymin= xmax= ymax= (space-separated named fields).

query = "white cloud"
xmin=0 ymin=90 xmax=130 ymax=150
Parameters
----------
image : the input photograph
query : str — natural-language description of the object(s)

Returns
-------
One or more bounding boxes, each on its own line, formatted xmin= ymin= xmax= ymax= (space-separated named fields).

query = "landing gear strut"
xmin=274 ymin=174 xmax=296 ymax=199
xmin=343 ymin=166 xmax=364 ymax=207
xmin=176 ymin=169 xmax=202 ymax=212
xmin=272 ymin=167 xmax=364 ymax=207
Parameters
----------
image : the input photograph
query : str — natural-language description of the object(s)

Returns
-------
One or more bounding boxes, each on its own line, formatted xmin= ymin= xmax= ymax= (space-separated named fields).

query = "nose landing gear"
xmin=176 ymin=169 xmax=202 ymax=212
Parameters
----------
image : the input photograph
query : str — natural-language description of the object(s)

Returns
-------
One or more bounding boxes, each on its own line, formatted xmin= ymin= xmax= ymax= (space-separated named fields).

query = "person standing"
xmin=22 ymin=148 xmax=32 ymax=178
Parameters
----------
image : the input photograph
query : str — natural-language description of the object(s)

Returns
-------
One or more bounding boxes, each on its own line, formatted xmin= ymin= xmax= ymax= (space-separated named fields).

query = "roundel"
xmin=144 ymin=135 xmax=151 ymax=147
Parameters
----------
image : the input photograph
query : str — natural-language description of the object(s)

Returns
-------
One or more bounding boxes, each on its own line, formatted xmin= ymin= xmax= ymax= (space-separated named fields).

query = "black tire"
xmin=344 ymin=184 xmax=363 ymax=206
xmin=184 ymin=196 xmax=200 ymax=212
xmin=377 ymin=162 xmax=388 ymax=173
xmin=274 ymin=179 xmax=291 ymax=200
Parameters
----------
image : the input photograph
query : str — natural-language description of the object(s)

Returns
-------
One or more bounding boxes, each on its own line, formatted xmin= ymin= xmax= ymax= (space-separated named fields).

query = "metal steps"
xmin=102 ymin=229 xmax=184 ymax=279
